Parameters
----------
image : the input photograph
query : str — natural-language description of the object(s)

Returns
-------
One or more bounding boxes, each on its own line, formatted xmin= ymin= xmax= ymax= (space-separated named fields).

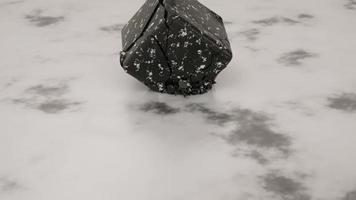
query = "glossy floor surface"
xmin=1 ymin=0 xmax=356 ymax=199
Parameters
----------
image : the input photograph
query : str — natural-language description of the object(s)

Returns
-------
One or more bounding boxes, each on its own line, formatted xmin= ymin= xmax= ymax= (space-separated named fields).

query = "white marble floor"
xmin=1 ymin=0 xmax=356 ymax=199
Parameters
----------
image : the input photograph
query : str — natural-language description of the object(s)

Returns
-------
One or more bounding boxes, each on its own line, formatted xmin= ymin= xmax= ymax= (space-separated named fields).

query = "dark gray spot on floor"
xmin=224 ymin=21 xmax=233 ymax=25
xmin=26 ymin=10 xmax=64 ymax=27
xmin=0 ymin=0 xmax=24 ymax=7
xmin=36 ymin=99 xmax=81 ymax=114
xmin=226 ymin=108 xmax=292 ymax=156
xmin=243 ymin=150 xmax=269 ymax=165
xmin=253 ymin=17 xmax=279 ymax=26
xmin=345 ymin=0 xmax=356 ymax=9
xmin=261 ymin=172 xmax=310 ymax=200
xmin=26 ymin=84 xmax=68 ymax=97
xmin=239 ymin=28 xmax=260 ymax=41
xmin=281 ymin=17 xmax=300 ymax=25
xmin=100 ymin=24 xmax=125 ymax=33
xmin=186 ymin=103 xmax=234 ymax=126
xmin=253 ymin=16 xmax=300 ymax=26
xmin=298 ymin=14 xmax=314 ymax=19
xmin=343 ymin=190 xmax=356 ymax=200
xmin=10 ymin=81 xmax=82 ymax=114
xmin=12 ymin=98 xmax=81 ymax=114
xmin=186 ymin=104 xmax=292 ymax=163
xmin=12 ymin=98 xmax=33 ymax=107
xmin=0 ymin=177 xmax=21 ymax=192
xmin=278 ymin=49 xmax=317 ymax=66
xmin=141 ymin=102 xmax=180 ymax=115
xmin=328 ymin=93 xmax=356 ymax=112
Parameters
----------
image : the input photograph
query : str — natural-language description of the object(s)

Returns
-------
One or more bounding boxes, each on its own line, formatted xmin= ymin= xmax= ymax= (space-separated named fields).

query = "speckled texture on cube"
xmin=120 ymin=0 xmax=233 ymax=96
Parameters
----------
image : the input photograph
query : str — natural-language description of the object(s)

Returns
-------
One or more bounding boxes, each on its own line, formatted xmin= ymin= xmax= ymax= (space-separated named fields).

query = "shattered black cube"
xmin=120 ymin=0 xmax=233 ymax=96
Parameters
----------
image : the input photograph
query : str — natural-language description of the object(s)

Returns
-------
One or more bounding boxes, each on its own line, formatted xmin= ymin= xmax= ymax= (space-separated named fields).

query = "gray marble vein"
xmin=25 ymin=10 xmax=64 ymax=27
xmin=278 ymin=50 xmax=317 ymax=66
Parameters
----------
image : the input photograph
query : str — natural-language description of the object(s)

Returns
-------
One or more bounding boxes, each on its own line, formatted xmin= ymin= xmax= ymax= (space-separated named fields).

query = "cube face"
xmin=121 ymin=0 xmax=161 ymax=52
xmin=120 ymin=0 xmax=233 ymax=95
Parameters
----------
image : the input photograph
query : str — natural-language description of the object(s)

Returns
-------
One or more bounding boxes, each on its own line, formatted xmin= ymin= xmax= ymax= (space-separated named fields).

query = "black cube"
xmin=120 ymin=0 xmax=233 ymax=96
